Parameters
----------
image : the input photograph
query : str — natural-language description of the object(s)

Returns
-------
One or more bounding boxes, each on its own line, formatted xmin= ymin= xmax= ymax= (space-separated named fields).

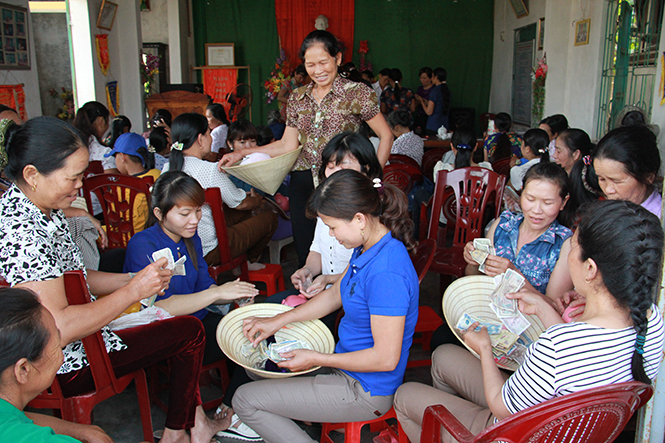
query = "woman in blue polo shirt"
xmin=233 ymin=169 xmax=419 ymax=443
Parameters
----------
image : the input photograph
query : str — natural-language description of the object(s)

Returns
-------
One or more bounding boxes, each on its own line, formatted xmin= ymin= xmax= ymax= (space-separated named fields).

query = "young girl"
xmin=396 ymin=200 xmax=664 ymax=443
xmin=124 ymin=171 xmax=258 ymax=362
xmin=509 ymin=128 xmax=550 ymax=191
xmin=552 ymin=128 xmax=592 ymax=174
xmin=465 ymin=162 xmax=573 ymax=299
xmin=233 ymin=170 xmax=419 ymax=443
xmin=206 ymin=103 xmax=230 ymax=159
xmin=107 ymin=115 xmax=131 ymax=148
xmin=163 ymin=113 xmax=278 ymax=268
xmin=149 ymin=126 xmax=170 ymax=171
xmin=434 ymin=125 xmax=491 ymax=176
xmin=387 ymin=108 xmax=424 ymax=166
xmin=539 ymin=114 xmax=568 ymax=158
xmin=226 ymin=119 xmax=263 ymax=193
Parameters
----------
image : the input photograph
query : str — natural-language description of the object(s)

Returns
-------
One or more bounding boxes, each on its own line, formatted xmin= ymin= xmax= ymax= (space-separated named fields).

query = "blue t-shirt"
xmin=123 ymin=224 xmax=216 ymax=319
xmin=425 ymin=84 xmax=450 ymax=132
xmin=493 ymin=211 xmax=572 ymax=294
xmin=0 ymin=399 xmax=79 ymax=443
xmin=336 ymin=232 xmax=419 ymax=396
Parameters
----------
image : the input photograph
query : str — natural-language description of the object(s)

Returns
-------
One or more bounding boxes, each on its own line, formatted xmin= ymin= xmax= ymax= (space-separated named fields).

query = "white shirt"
xmin=211 ymin=124 xmax=228 ymax=154
xmin=87 ymin=135 xmax=116 ymax=170
xmin=510 ymin=158 xmax=541 ymax=191
xmin=310 ymin=217 xmax=353 ymax=277
xmin=163 ymin=156 xmax=247 ymax=256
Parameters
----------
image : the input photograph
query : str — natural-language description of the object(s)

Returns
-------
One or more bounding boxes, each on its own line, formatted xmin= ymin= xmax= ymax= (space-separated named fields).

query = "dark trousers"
xmin=289 ymin=170 xmax=317 ymax=268
xmin=57 ymin=316 xmax=205 ymax=430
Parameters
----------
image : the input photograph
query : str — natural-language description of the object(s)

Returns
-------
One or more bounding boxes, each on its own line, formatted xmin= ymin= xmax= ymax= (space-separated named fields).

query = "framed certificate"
xmin=96 ymin=0 xmax=118 ymax=31
xmin=206 ymin=43 xmax=235 ymax=67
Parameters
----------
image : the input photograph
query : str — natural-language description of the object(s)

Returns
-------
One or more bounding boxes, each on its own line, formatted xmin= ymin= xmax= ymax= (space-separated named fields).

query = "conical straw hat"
xmin=216 ymin=303 xmax=335 ymax=379
xmin=221 ymin=147 xmax=303 ymax=195
xmin=442 ymin=275 xmax=546 ymax=371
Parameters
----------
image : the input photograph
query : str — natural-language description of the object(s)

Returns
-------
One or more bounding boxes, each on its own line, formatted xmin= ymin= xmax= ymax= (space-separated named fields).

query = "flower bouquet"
xmin=264 ymin=48 xmax=293 ymax=104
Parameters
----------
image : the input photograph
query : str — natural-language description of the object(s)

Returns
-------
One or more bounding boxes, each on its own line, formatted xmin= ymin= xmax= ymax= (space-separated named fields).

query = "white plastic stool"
xmin=268 ymin=236 xmax=294 ymax=264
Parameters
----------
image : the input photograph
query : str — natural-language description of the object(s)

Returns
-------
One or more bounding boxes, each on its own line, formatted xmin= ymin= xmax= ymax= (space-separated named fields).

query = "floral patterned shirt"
xmin=380 ymin=86 xmax=415 ymax=112
xmin=286 ymin=76 xmax=379 ymax=173
xmin=493 ymin=211 xmax=572 ymax=294
xmin=483 ymin=132 xmax=523 ymax=159
xmin=391 ymin=131 xmax=424 ymax=166
xmin=0 ymin=185 xmax=126 ymax=375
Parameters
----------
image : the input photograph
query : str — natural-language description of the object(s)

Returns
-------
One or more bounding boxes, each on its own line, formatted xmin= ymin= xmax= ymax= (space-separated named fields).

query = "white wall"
xmin=489 ymin=0 xmax=605 ymax=138
xmin=141 ymin=0 xmax=168 ymax=44
xmin=651 ymin=14 xmax=665 ymax=157
xmin=2 ymin=0 xmax=41 ymax=117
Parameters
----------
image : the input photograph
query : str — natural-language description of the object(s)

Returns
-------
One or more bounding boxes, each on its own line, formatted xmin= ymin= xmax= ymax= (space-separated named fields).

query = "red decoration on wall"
xmin=0 ymin=84 xmax=26 ymax=120
xmin=274 ymin=0 xmax=355 ymax=68
xmin=203 ymin=68 xmax=238 ymax=116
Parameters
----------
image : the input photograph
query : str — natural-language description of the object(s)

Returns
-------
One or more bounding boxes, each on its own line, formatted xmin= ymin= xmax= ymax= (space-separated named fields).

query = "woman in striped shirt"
xmin=394 ymin=200 xmax=665 ymax=443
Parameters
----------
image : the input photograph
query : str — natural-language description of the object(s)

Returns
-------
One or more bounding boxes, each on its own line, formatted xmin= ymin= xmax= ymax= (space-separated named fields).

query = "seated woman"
xmin=551 ymin=128 xmax=592 ymax=175
xmin=206 ymin=103 xmax=230 ymax=160
xmin=387 ymin=109 xmax=424 ymax=166
xmin=266 ymin=132 xmax=382 ymax=326
xmin=73 ymin=101 xmax=116 ymax=173
xmin=483 ymin=112 xmax=521 ymax=162
xmin=162 ymin=113 xmax=278 ymax=268
xmin=508 ymin=128 xmax=550 ymax=192
xmin=0 ymin=287 xmax=114 ymax=442
xmin=395 ymin=200 xmax=665 ymax=443
xmin=464 ymin=162 xmax=573 ymax=300
xmin=433 ymin=125 xmax=491 ymax=177
xmin=539 ymin=114 xmax=569 ymax=158
xmin=0 ymin=117 xmax=230 ymax=443
xmin=591 ymin=125 xmax=661 ymax=218
xmin=233 ymin=170 xmax=419 ymax=443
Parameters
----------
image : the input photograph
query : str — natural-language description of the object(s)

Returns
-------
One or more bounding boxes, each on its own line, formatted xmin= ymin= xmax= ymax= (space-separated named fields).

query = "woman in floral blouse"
xmin=0 ymin=117 xmax=232 ymax=443
xmin=219 ymin=30 xmax=393 ymax=267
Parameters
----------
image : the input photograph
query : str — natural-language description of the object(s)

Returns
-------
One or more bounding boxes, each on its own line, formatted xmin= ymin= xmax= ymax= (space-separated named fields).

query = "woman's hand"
xmin=242 ymin=315 xmax=284 ymax=347
xmin=126 ymin=258 xmax=172 ymax=302
xmin=76 ymin=424 xmax=115 ymax=443
xmin=291 ymin=267 xmax=313 ymax=292
xmin=86 ymin=212 xmax=108 ymax=249
xmin=482 ymin=255 xmax=515 ymax=276
xmin=277 ymin=349 xmax=321 ymax=372
xmin=218 ymin=151 xmax=245 ymax=169
xmin=462 ymin=322 xmax=492 ymax=356
xmin=463 ymin=241 xmax=477 ymax=265
xmin=214 ymin=278 xmax=258 ymax=302
xmin=302 ymin=274 xmax=328 ymax=298
xmin=507 ymin=288 xmax=550 ymax=317
xmin=555 ymin=290 xmax=586 ymax=319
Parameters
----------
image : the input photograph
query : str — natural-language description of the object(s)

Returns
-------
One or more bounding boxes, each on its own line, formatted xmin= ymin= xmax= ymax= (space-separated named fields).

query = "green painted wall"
xmin=192 ymin=0 xmax=494 ymax=128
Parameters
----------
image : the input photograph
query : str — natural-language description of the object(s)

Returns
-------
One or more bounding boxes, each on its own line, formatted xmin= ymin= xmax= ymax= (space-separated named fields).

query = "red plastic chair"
xmin=419 ymin=168 xmax=506 ymax=294
xmin=321 ymin=407 xmax=408 ymax=443
xmin=419 ymin=381 xmax=653 ymax=443
xmin=422 ymin=148 xmax=450 ymax=181
xmin=83 ymin=173 xmax=155 ymax=249
xmin=26 ymin=271 xmax=155 ymax=443
xmin=384 ymin=163 xmax=423 ymax=194
xmin=492 ymin=157 xmax=512 ymax=178
xmin=85 ymin=160 xmax=104 ymax=177
xmin=408 ymin=239 xmax=443 ymax=368
xmin=204 ymin=188 xmax=285 ymax=295
xmin=389 ymin=154 xmax=422 ymax=170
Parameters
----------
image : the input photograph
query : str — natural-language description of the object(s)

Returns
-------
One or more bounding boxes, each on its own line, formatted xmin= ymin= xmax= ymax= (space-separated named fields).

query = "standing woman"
xmin=233 ymin=170 xmax=419 ymax=443
xmin=73 ymin=101 xmax=117 ymax=173
xmin=205 ymin=103 xmax=231 ymax=159
xmin=219 ymin=30 xmax=393 ymax=267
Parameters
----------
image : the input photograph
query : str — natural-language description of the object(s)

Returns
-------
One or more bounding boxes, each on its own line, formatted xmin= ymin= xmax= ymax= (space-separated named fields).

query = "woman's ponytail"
xmin=378 ymin=184 xmax=416 ymax=253
xmin=169 ymin=113 xmax=208 ymax=172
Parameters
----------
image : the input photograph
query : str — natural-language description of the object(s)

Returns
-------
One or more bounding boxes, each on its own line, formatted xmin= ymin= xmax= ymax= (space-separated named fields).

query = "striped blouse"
xmin=502 ymin=304 xmax=664 ymax=414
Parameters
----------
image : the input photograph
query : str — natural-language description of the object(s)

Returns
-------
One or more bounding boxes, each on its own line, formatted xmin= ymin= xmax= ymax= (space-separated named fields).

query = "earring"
xmin=584 ymin=277 xmax=590 ymax=283
xmin=31 ymin=184 xmax=36 ymax=192
xmin=360 ymin=230 xmax=364 ymax=237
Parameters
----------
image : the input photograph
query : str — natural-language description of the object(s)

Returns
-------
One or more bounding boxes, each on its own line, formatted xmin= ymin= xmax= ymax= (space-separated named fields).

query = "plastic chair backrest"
xmin=492 ymin=157 xmax=512 ymax=178
xmin=420 ymin=381 xmax=653 ymax=443
xmin=422 ymin=148 xmax=450 ymax=181
xmin=428 ymin=167 xmax=505 ymax=247
xmin=411 ymin=239 xmax=436 ymax=283
xmin=83 ymin=173 xmax=155 ymax=249
xmin=384 ymin=163 xmax=423 ymax=194
xmin=204 ymin=188 xmax=249 ymax=281
xmin=85 ymin=161 xmax=104 ymax=177
xmin=389 ymin=154 xmax=421 ymax=170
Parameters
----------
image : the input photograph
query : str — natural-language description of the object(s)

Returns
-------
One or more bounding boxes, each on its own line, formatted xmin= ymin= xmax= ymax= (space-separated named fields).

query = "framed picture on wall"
xmin=0 ymin=2 xmax=28 ymax=70
xmin=537 ymin=18 xmax=545 ymax=50
xmin=206 ymin=43 xmax=235 ymax=67
xmin=575 ymin=19 xmax=591 ymax=46
xmin=97 ymin=0 xmax=118 ymax=31
xmin=508 ymin=0 xmax=529 ymax=18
